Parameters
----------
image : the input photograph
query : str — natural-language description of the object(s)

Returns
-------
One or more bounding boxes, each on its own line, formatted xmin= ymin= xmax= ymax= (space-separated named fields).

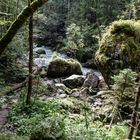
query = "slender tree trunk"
xmin=0 ymin=0 xmax=48 ymax=56
xmin=128 ymin=73 xmax=140 ymax=139
xmin=26 ymin=0 xmax=33 ymax=105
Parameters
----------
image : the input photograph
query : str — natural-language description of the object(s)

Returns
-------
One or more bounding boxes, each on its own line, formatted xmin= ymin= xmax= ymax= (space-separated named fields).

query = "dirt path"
xmin=0 ymin=103 xmax=11 ymax=131
xmin=0 ymin=94 xmax=19 ymax=132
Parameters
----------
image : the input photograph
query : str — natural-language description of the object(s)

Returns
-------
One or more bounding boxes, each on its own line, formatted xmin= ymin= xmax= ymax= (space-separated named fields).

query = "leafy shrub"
xmin=8 ymin=100 xmax=66 ymax=135
xmin=0 ymin=133 xmax=29 ymax=140
xmin=8 ymin=99 xmax=129 ymax=140
xmin=30 ymin=114 xmax=66 ymax=140
xmin=111 ymin=68 xmax=138 ymax=119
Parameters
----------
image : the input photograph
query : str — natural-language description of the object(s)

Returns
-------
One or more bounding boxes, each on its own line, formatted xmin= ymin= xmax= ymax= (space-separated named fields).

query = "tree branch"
xmin=0 ymin=0 xmax=48 ymax=56
xmin=0 ymin=78 xmax=28 ymax=96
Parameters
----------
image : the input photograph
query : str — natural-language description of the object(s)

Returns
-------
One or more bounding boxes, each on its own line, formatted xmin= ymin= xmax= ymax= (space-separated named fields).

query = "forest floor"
xmin=0 ymin=94 xmax=20 ymax=132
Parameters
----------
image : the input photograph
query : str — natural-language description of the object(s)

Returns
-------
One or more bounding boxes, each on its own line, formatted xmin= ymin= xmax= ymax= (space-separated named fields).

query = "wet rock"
xmin=96 ymin=90 xmax=112 ymax=97
xmin=54 ymin=79 xmax=62 ymax=83
xmin=34 ymin=58 xmax=48 ymax=67
xmin=39 ymin=54 xmax=46 ymax=58
xmin=98 ymin=77 xmax=108 ymax=90
xmin=57 ymin=89 xmax=65 ymax=95
xmin=39 ymin=95 xmax=48 ymax=101
xmin=71 ymin=92 xmax=80 ymax=98
xmin=63 ymin=75 xmax=85 ymax=89
xmin=35 ymin=48 xmax=46 ymax=54
xmin=45 ymin=79 xmax=55 ymax=92
xmin=40 ymin=67 xmax=47 ymax=78
xmin=57 ymin=93 xmax=67 ymax=98
xmin=55 ymin=83 xmax=66 ymax=89
xmin=33 ymin=51 xmax=39 ymax=58
xmin=83 ymin=70 xmax=99 ymax=89
xmin=47 ymin=54 xmax=82 ymax=78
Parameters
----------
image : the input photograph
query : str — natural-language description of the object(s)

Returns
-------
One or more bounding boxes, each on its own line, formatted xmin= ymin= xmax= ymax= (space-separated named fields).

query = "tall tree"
xmin=26 ymin=0 xmax=33 ymax=105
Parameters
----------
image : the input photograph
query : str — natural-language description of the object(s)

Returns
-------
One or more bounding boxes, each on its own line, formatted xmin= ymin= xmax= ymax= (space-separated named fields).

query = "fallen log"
xmin=0 ymin=78 xmax=28 ymax=96
xmin=0 ymin=67 xmax=41 ymax=96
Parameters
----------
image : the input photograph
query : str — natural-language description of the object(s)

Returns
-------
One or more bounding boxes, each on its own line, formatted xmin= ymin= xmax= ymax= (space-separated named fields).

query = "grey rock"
xmin=63 ymin=75 xmax=85 ymax=89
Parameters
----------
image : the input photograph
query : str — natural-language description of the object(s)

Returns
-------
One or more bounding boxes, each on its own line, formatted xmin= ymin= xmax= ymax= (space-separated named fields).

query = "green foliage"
xmin=111 ymin=69 xmax=138 ymax=119
xmin=34 ymin=0 xmax=130 ymax=63
xmin=111 ymin=68 xmax=138 ymax=100
xmin=62 ymin=23 xmax=85 ymax=61
xmin=30 ymin=114 xmax=66 ymax=140
xmin=0 ymin=133 xmax=29 ymax=140
xmin=0 ymin=24 xmax=28 ymax=85
xmin=8 ymin=100 xmax=66 ymax=135
xmin=0 ymin=19 xmax=11 ymax=26
xmin=8 ymin=98 xmax=130 ymax=140
xmin=109 ymin=124 xmax=129 ymax=140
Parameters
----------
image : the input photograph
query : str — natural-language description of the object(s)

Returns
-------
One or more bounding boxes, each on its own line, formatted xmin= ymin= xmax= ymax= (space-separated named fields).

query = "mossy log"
xmin=0 ymin=0 xmax=48 ymax=56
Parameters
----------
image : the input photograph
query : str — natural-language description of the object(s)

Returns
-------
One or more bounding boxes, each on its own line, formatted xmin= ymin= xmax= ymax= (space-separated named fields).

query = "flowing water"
xmin=34 ymin=46 xmax=101 ymax=76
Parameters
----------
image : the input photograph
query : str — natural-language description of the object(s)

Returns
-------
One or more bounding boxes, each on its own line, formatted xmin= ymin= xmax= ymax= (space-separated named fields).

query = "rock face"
xmin=83 ymin=70 xmax=99 ymax=89
xmin=95 ymin=20 xmax=140 ymax=85
xmin=62 ymin=75 xmax=85 ymax=89
xmin=47 ymin=55 xmax=82 ymax=78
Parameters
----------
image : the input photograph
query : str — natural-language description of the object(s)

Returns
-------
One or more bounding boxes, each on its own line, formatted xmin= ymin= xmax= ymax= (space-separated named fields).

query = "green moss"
xmin=96 ymin=20 xmax=140 ymax=85
xmin=47 ymin=53 xmax=82 ymax=77
xmin=97 ymin=20 xmax=140 ymax=64
xmin=52 ymin=53 xmax=82 ymax=68
xmin=110 ymin=20 xmax=135 ymax=36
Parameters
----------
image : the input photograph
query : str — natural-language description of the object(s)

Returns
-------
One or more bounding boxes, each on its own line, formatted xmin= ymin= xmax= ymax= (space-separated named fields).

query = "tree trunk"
xmin=26 ymin=0 xmax=33 ymax=105
xmin=0 ymin=0 xmax=48 ymax=56
xmin=128 ymin=73 xmax=140 ymax=139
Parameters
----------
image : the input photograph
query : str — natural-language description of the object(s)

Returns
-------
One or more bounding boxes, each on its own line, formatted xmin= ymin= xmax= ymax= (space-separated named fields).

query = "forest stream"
xmin=33 ymin=45 xmax=101 ymax=77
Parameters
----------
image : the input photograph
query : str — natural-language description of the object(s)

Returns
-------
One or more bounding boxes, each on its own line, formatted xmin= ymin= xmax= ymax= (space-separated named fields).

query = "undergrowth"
xmin=6 ymin=99 xmax=129 ymax=140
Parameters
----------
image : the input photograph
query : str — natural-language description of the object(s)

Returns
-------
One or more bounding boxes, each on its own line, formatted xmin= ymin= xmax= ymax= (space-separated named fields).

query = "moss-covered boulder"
xmin=95 ymin=20 xmax=140 ymax=85
xmin=47 ymin=54 xmax=82 ymax=78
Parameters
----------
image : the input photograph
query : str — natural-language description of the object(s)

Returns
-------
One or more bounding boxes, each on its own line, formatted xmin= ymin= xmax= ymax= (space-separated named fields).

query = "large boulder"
xmin=83 ymin=70 xmax=99 ymax=89
xmin=62 ymin=74 xmax=85 ymax=89
xmin=95 ymin=20 xmax=140 ymax=85
xmin=47 ymin=54 xmax=82 ymax=78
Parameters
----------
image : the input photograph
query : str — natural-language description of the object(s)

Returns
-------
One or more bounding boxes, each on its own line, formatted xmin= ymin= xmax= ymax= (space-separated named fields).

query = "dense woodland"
xmin=0 ymin=0 xmax=140 ymax=139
